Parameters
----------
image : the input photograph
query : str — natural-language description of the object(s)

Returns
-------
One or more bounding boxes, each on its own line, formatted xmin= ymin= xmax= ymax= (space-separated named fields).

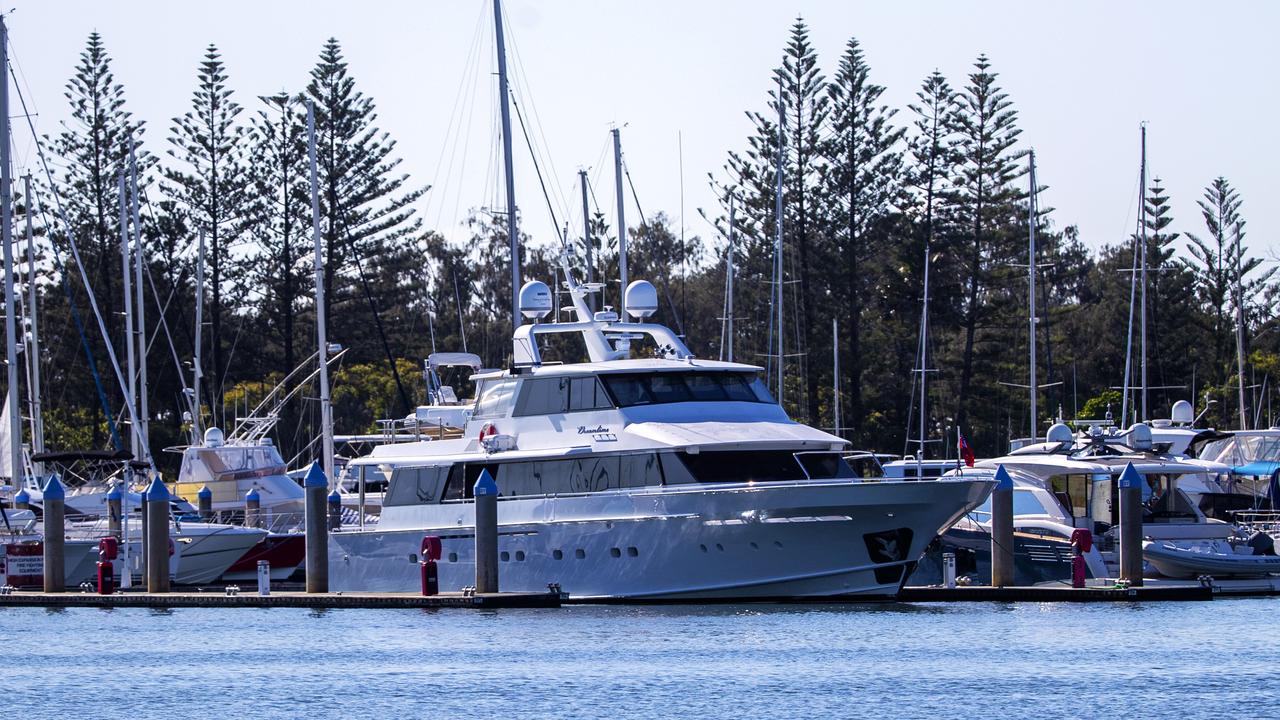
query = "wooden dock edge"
xmin=0 ymin=590 xmax=562 ymax=609
xmin=898 ymin=585 xmax=1214 ymax=602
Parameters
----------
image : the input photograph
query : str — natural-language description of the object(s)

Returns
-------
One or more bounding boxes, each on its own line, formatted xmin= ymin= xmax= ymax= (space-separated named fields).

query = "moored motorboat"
xmin=1142 ymin=539 xmax=1280 ymax=579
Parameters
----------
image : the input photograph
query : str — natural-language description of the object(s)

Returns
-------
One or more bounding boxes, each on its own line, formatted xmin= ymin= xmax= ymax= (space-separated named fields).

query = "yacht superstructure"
xmin=328 ymin=264 xmax=994 ymax=600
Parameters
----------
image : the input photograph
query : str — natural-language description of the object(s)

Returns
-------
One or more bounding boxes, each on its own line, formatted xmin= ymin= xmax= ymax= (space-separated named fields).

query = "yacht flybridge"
xmin=328 ymin=264 xmax=994 ymax=600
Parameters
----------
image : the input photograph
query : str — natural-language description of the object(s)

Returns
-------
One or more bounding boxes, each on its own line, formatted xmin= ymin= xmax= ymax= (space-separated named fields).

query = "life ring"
xmin=478 ymin=423 xmax=498 ymax=442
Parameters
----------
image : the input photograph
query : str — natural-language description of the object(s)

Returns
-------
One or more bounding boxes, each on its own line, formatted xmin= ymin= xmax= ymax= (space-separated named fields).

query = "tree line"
xmin=18 ymin=21 xmax=1279 ymax=475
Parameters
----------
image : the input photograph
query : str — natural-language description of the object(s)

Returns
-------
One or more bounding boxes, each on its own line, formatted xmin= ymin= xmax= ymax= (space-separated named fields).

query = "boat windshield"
xmin=971 ymin=489 xmax=1054 ymax=519
xmin=1201 ymin=435 xmax=1280 ymax=466
xmin=600 ymin=372 xmax=773 ymax=407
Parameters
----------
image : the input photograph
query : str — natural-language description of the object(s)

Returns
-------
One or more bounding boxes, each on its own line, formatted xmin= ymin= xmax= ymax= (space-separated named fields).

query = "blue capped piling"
xmin=304 ymin=461 xmax=329 ymax=593
xmin=245 ymin=487 xmax=261 ymax=528
xmin=474 ymin=468 xmax=499 ymax=594
xmin=1118 ymin=461 xmax=1144 ymax=586
xmin=106 ymin=483 xmax=122 ymax=538
xmin=197 ymin=484 xmax=213 ymax=520
xmin=990 ymin=465 xmax=1014 ymax=588
xmin=41 ymin=476 xmax=65 ymax=593
xmin=145 ymin=476 xmax=170 ymax=593
xmin=327 ymin=488 xmax=342 ymax=531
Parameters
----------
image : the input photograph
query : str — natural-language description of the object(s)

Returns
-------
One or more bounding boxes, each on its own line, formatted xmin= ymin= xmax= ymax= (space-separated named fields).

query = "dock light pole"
xmin=990 ymin=465 xmax=1014 ymax=588
xmin=1118 ymin=462 xmax=1144 ymax=586
xmin=474 ymin=469 xmax=499 ymax=594
xmin=41 ymin=476 xmax=65 ymax=593
xmin=304 ymin=461 xmax=329 ymax=593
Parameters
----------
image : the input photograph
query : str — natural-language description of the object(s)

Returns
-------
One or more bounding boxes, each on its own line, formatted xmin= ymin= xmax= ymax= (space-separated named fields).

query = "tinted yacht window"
xmin=514 ymin=376 xmax=613 ymax=416
xmin=676 ymin=451 xmax=808 ymax=483
xmin=601 ymin=372 xmax=773 ymax=408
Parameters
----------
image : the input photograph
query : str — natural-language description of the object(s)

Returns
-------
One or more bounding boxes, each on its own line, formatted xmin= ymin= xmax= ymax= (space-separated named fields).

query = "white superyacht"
xmin=328 ymin=269 xmax=993 ymax=600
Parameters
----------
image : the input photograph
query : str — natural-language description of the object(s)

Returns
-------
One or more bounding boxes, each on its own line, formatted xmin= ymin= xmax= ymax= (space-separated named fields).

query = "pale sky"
xmin=5 ymin=0 xmax=1276 ymax=269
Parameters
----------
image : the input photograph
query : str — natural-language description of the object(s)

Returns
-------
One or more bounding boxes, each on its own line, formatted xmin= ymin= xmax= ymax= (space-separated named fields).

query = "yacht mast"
xmin=1028 ymin=150 xmax=1038 ymax=440
xmin=1234 ymin=221 xmax=1248 ymax=430
xmin=832 ymin=318 xmax=841 ymax=437
xmin=0 ymin=16 xmax=19 ymax=491
xmin=494 ymin=0 xmax=519 ymax=333
xmin=118 ymin=171 xmax=138 ymax=459
xmin=1139 ymin=124 xmax=1148 ymax=422
xmin=129 ymin=137 xmax=150 ymax=460
xmin=579 ymin=168 xmax=594 ymax=311
xmin=725 ymin=193 xmax=736 ymax=363
xmin=773 ymin=76 xmax=785 ymax=405
xmin=612 ymin=127 xmax=627 ymax=316
xmin=192 ymin=228 xmax=205 ymax=443
xmin=306 ymin=102 xmax=335 ymax=481
xmin=914 ymin=204 xmax=933 ymax=476
xmin=21 ymin=174 xmax=43 ymax=469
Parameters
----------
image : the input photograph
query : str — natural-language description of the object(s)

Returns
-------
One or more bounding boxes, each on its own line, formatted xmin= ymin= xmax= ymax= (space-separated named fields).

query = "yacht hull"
xmin=329 ymin=478 xmax=992 ymax=600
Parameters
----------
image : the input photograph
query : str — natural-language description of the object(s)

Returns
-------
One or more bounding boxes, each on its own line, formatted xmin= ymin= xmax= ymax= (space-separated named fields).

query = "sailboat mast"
xmin=21 ymin=174 xmax=43 ymax=468
xmin=612 ymin=128 xmax=627 ymax=317
xmin=306 ymin=101 xmax=335 ymax=481
xmin=0 ymin=16 xmax=19 ymax=490
xmin=916 ymin=209 xmax=933 ymax=474
xmin=1139 ymin=124 xmax=1148 ymax=422
xmin=129 ymin=138 xmax=149 ymax=459
xmin=579 ymin=168 xmax=594 ymax=311
xmin=832 ymin=318 xmax=841 ymax=437
xmin=493 ymin=0 xmax=519 ymax=333
xmin=118 ymin=171 xmax=138 ymax=458
xmin=726 ymin=193 xmax=735 ymax=363
xmin=192 ymin=228 xmax=205 ymax=443
xmin=1028 ymin=150 xmax=1038 ymax=440
xmin=774 ymin=76 xmax=785 ymax=405
xmin=1235 ymin=221 xmax=1248 ymax=430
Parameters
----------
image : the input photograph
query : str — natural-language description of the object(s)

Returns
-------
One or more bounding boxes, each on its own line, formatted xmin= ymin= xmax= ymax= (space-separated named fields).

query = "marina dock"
xmin=0 ymin=589 xmax=563 ymax=610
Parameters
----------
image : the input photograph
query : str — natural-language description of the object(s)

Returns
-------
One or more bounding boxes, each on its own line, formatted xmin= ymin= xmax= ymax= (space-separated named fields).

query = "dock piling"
xmin=41 ymin=476 xmax=65 ymax=593
xmin=303 ymin=461 xmax=328 ymax=593
xmin=990 ymin=465 xmax=1015 ymax=588
xmin=145 ymin=477 xmax=170 ymax=593
xmin=13 ymin=487 xmax=29 ymax=510
xmin=327 ymin=489 xmax=342 ymax=531
xmin=197 ymin=485 xmax=212 ymax=520
xmin=474 ymin=469 xmax=499 ymax=594
xmin=245 ymin=487 xmax=261 ymax=529
xmin=107 ymin=483 xmax=122 ymax=539
xmin=1119 ymin=462 xmax=1144 ymax=586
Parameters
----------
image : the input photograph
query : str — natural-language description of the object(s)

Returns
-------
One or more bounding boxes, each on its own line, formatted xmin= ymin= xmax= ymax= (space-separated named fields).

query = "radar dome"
xmin=1127 ymin=423 xmax=1153 ymax=451
xmin=203 ymin=427 xmax=225 ymax=448
xmin=1045 ymin=422 xmax=1073 ymax=445
xmin=1170 ymin=400 xmax=1194 ymax=425
xmin=624 ymin=280 xmax=659 ymax=319
xmin=518 ymin=280 xmax=553 ymax=320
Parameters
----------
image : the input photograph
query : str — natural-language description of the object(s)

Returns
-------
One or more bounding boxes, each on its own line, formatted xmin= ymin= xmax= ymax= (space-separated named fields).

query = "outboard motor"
xmin=1246 ymin=531 xmax=1276 ymax=556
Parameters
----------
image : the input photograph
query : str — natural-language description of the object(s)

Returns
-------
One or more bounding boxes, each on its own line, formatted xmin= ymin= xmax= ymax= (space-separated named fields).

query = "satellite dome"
xmin=203 ymin=427 xmax=225 ymax=448
xmin=1045 ymin=422 xmax=1073 ymax=445
xmin=1127 ymin=423 xmax=1153 ymax=451
xmin=1171 ymin=400 xmax=1194 ymax=425
xmin=518 ymin=280 xmax=553 ymax=320
xmin=624 ymin=280 xmax=658 ymax=319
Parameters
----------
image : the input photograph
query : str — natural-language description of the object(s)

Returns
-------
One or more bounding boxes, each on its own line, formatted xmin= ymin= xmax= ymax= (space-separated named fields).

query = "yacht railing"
xmin=1229 ymin=510 xmax=1280 ymax=537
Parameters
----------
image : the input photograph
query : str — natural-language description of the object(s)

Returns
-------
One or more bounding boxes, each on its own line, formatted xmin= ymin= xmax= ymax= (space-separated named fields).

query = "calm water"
xmin=8 ymin=599 xmax=1279 ymax=718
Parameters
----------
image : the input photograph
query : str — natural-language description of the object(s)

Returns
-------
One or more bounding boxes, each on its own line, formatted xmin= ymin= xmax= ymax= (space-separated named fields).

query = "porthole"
xmin=500 ymin=551 xmax=510 ymax=562
xmin=715 ymin=543 xmax=724 ymax=552
xmin=575 ymin=548 xmax=586 ymax=559
xmin=750 ymin=542 xmax=759 ymax=550
xmin=773 ymin=541 xmax=783 ymax=549
xmin=515 ymin=550 xmax=526 ymax=561
xmin=627 ymin=547 xmax=639 ymax=557
xmin=553 ymin=549 xmax=564 ymax=560
xmin=448 ymin=552 xmax=458 ymax=562
xmin=610 ymin=547 xmax=621 ymax=558
xmin=699 ymin=544 xmax=708 ymax=553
